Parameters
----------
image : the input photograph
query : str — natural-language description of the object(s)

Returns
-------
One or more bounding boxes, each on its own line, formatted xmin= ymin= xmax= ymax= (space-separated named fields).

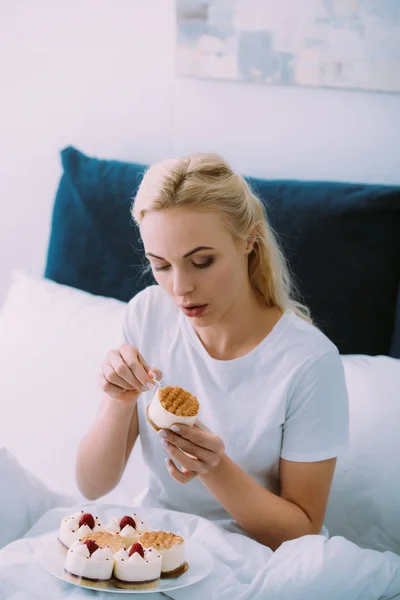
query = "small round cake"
xmin=146 ymin=385 xmax=199 ymax=431
xmin=58 ymin=511 xmax=103 ymax=550
xmin=64 ymin=539 xmax=113 ymax=588
xmin=139 ymin=531 xmax=188 ymax=578
xmin=113 ymin=543 xmax=162 ymax=590
xmin=80 ymin=531 xmax=125 ymax=555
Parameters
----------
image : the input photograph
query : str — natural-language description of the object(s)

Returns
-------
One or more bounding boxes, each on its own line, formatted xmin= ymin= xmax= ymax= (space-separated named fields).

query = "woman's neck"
xmin=193 ymin=287 xmax=283 ymax=361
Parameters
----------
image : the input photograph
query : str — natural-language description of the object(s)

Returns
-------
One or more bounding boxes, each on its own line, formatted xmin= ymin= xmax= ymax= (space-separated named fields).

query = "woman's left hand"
xmin=158 ymin=420 xmax=225 ymax=484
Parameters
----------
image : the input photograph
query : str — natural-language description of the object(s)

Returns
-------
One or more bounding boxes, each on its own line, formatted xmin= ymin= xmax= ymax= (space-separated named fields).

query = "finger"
xmin=170 ymin=423 xmax=223 ymax=454
xmin=99 ymin=375 xmax=141 ymax=403
xmin=137 ymin=351 xmax=150 ymax=371
xmin=148 ymin=368 xmax=163 ymax=382
xmin=101 ymin=361 xmax=136 ymax=391
xmin=193 ymin=419 xmax=211 ymax=433
xmin=138 ymin=353 xmax=162 ymax=385
xmin=119 ymin=345 xmax=155 ymax=390
xmin=160 ymin=439 xmax=208 ymax=474
xmin=108 ymin=351 xmax=143 ymax=390
xmin=165 ymin=458 xmax=197 ymax=484
xmin=159 ymin=430 xmax=216 ymax=465
xmin=99 ymin=373 xmax=130 ymax=398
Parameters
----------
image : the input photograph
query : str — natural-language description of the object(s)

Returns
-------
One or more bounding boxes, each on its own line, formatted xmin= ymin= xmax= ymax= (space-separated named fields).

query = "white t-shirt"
xmin=122 ymin=285 xmax=349 ymax=524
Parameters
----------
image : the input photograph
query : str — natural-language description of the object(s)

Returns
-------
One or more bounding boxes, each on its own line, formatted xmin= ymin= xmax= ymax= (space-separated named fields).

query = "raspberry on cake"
xmin=104 ymin=514 xmax=149 ymax=547
xmin=64 ymin=539 xmax=113 ymax=588
xmin=80 ymin=531 xmax=125 ymax=554
xmin=58 ymin=511 xmax=103 ymax=550
xmin=146 ymin=385 xmax=200 ymax=431
xmin=113 ymin=542 xmax=162 ymax=590
xmin=139 ymin=531 xmax=188 ymax=578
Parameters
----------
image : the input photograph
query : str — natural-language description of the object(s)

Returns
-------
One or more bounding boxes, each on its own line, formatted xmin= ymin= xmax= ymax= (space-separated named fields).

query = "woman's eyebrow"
xmin=146 ymin=246 xmax=214 ymax=260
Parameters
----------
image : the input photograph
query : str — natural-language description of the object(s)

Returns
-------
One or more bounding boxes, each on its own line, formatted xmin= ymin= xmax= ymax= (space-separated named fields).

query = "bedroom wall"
xmin=1 ymin=0 xmax=400 ymax=305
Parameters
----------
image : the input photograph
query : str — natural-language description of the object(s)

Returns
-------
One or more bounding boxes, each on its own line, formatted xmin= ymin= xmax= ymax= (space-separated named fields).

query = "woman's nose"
xmin=173 ymin=270 xmax=194 ymax=297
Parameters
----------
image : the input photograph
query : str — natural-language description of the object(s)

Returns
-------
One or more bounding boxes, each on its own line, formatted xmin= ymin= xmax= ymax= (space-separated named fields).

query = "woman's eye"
xmin=193 ymin=258 xmax=215 ymax=269
xmin=153 ymin=258 xmax=215 ymax=272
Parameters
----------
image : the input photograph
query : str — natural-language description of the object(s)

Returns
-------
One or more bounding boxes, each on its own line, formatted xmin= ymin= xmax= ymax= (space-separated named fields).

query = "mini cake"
xmin=113 ymin=543 xmax=162 ymax=590
xmin=80 ymin=531 xmax=125 ymax=554
xmin=146 ymin=385 xmax=199 ymax=431
xmin=104 ymin=514 xmax=149 ymax=547
xmin=139 ymin=531 xmax=188 ymax=578
xmin=64 ymin=539 xmax=113 ymax=588
xmin=58 ymin=511 xmax=103 ymax=549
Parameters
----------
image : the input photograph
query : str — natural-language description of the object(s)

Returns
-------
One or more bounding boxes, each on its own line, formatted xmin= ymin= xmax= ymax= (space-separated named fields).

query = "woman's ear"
xmin=245 ymin=232 xmax=257 ymax=255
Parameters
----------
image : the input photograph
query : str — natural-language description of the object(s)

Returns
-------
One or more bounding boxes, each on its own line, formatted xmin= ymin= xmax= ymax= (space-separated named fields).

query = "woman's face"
xmin=140 ymin=207 xmax=250 ymax=327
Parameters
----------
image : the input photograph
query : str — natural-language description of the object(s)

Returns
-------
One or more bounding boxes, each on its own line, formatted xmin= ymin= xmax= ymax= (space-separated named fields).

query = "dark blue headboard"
xmin=45 ymin=146 xmax=400 ymax=357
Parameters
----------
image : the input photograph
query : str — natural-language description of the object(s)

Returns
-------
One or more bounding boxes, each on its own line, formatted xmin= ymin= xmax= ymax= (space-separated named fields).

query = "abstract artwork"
xmin=176 ymin=0 xmax=400 ymax=93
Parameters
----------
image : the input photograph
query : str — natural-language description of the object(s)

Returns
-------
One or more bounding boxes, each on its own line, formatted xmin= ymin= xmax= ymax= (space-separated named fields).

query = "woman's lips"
xmin=181 ymin=304 xmax=208 ymax=317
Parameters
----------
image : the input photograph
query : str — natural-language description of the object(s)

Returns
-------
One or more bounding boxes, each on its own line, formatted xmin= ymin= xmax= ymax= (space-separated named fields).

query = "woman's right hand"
xmin=99 ymin=344 xmax=162 ymax=402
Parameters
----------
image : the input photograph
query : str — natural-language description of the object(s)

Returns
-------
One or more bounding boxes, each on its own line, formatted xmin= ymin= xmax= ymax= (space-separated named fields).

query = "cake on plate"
xmin=139 ymin=530 xmax=188 ymax=578
xmin=64 ymin=539 xmax=113 ymax=588
xmin=113 ymin=542 xmax=162 ymax=590
xmin=58 ymin=511 xmax=103 ymax=549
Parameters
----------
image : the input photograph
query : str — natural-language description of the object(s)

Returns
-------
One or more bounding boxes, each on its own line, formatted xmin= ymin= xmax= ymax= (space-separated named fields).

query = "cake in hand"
xmin=104 ymin=514 xmax=149 ymax=547
xmin=64 ymin=539 xmax=113 ymax=588
xmin=146 ymin=385 xmax=199 ymax=431
xmin=113 ymin=543 xmax=162 ymax=590
xmin=80 ymin=530 xmax=126 ymax=554
xmin=58 ymin=511 xmax=103 ymax=549
xmin=139 ymin=531 xmax=188 ymax=578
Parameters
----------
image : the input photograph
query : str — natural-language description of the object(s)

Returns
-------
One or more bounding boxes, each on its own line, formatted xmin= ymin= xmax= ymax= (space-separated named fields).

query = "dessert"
xmin=59 ymin=509 xmax=188 ymax=590
xmin=113 ymin=542 xmax=162 ymax=590
xmin=58 ymin=511 xmax=103 ymax=549
xmin=64 ymin=539 xmax=113 ymax=588
xmin=104 ymin=514 xmax=149 ymax=547
xmin=146 ymin=385 xmax=199 ymax=431
xmin=139 ymin=530 xmax=188 ymax=578
xmin=80 ymin=531 xmax=125 ymax=554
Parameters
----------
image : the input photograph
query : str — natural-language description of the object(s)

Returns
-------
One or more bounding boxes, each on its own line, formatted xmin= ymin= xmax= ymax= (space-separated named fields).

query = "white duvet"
xmin=0 ymin=504 xmax=400 ymax=600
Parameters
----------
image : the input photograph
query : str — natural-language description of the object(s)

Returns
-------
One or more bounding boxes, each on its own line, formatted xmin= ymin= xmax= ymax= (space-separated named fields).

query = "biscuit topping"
xmin=159 ymin=386 xmax=199 ymax=417
xmin=140 ymin=530 xmax=184 ymax=550
xmin=81 ymin=531 xmax=125 ymax=554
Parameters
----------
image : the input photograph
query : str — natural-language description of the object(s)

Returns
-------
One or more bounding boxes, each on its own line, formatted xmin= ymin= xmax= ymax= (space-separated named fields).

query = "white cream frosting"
xmin=58 ymin=513 xmax=103 ymax=549
xmin=132 ymin=514 xmax=150 ymax=534
xmin=105 ymin=517 xmax=120 ymax=534
xmin=120 ymin=525 xmax=139 ymax=546
xmin=105 ymin=515 xmax=147 ymax=546
xmin=113 ymin=546 xmax=162 ymax=583
xmin=147 ymin=388 xmax=197 ymax=430
xmin=64 ymin=541 xmax=113 ymax=580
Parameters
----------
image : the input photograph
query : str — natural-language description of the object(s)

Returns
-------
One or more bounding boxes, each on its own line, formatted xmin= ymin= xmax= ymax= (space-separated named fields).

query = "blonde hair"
xmin=132 ymin=153 xmax=312 ymax=323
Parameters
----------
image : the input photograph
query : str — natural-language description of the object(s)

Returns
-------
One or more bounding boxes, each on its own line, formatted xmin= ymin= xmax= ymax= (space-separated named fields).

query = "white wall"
xmin=1 ymin=0 xmax=400 ymax=304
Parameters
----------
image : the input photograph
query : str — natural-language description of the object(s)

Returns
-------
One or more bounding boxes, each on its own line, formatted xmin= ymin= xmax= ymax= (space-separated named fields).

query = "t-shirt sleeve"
xmin=280 ymin=350 xmax=349 ymax=462
xmin=121 ymin=287 xmax=151 ymax=347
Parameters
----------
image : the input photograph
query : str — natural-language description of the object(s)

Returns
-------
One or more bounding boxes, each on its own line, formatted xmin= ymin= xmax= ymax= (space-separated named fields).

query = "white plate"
xmin=41 ymin=531 xmax=214 ymax=594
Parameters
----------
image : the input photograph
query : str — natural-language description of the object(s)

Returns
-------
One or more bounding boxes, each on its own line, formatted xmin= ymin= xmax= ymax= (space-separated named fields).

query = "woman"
xmin=76 ymin=153 xmax=349 ymax=551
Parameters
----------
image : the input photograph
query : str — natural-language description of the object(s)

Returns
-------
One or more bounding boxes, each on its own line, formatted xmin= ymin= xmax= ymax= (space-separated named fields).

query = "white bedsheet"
xmin=1 ymin=504 xmax=400 ymax=600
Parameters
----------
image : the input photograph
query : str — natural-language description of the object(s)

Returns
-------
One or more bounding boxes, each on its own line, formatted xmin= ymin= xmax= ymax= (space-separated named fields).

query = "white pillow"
xmin=326 ymin=354 xmax=400 ymax=555
xmin=0 ymin=446 xmax=74 ymax=548
xmin=0 ymin=271 xmax=146 ymax=505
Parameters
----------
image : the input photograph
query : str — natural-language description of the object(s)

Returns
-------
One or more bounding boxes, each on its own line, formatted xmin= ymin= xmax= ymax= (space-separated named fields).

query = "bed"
xmin=0 ymin=146 xmax=400 ymax=599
